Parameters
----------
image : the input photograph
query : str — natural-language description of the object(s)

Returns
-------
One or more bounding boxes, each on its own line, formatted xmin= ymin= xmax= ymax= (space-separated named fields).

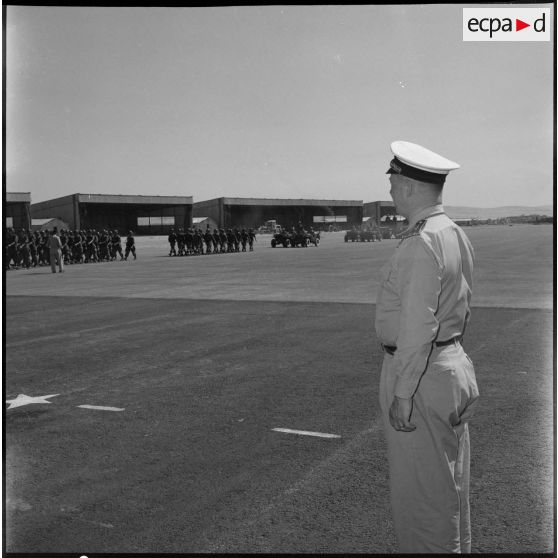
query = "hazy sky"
xmin=5 ymin=4 xmax=554 ymax=206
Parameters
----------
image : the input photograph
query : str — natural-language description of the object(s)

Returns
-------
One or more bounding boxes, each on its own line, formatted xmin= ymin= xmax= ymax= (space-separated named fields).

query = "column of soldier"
xmin=5 ymin=228 xmax=137 ymax=270
xmin=168 ymin=227 xmax=257 ymax=256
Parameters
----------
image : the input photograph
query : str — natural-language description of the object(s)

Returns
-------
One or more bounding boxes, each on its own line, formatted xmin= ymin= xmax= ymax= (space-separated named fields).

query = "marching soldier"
xmin=97 ymin=229 xmax=109 ymax=261
xmin=177 ymin=228 xmax=186 ymax=256
xmin=85 ymin=229 xmax=98 ymax=263
xmin=111 ymin=230 xmax=124 ymax=260
xmin=60 ymin=229 xmax=71 ymax=265
xmin=195 ymin=228 xmax=204 ymax=255
xmin=6 ymin=228 xmax=18 ymax=269
xmin=106 ymin=230 xmax=115 ymax=260
xmin=185 ymin=228 xmax=194 ymax=255
xmin=204 ymin=226 xmax=213 ymax=254
xmin=168 ymin=228 xmax=177 ymax=256
xmin=240 ymin=228 xmax=248 ymax=252
xmin=226 ymin=229 xmax=235 ymax=253
xmin=18 ymin=230 xmax=31 ymax=269
xmin=248 ymin=228 xmax=256 ymax=251
xmin=124 ymin=230 xmax=136 ymax=260
xmin=212 ymin=228 xmax=221 ymax=254
xmin=39 ymin=231 xmax=50 ymax=266
xmin=28 ymin=230 xmax=39 ymax=267
xmin=233 ymin=228 xmax=241 ymax=252
xmin=218 ymin=229 xmax=227 ymax=253
xmin=73 ymin=230 xmax=85 ymax=263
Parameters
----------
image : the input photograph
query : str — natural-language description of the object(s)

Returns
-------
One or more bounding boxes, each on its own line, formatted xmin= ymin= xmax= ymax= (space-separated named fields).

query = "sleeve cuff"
xmin=393 ymin=377 xmax=421 ymax=399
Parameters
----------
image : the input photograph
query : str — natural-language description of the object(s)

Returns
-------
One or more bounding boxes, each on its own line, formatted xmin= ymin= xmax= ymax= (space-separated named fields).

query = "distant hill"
xmin=444 ymin=205 xmax=553 ymax=220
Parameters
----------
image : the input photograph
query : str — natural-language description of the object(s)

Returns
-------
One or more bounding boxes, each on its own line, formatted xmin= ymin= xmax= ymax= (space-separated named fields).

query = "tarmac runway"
xmin=4 ymin=225 xmax=554 ymax=553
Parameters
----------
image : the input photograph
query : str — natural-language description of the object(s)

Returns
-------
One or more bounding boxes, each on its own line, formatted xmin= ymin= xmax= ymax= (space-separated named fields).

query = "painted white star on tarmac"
xmin=5 ymin=394 xmax=60 ymax=409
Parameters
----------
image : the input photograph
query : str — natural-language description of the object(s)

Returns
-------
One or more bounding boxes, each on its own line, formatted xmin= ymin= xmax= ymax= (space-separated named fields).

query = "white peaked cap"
xmin=390 ymin=141 xmax=460 ymax=175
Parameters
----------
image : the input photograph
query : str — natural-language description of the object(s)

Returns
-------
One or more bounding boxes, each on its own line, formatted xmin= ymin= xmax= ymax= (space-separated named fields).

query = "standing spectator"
xmin=49 ymin=227 xmax=64 ymax=273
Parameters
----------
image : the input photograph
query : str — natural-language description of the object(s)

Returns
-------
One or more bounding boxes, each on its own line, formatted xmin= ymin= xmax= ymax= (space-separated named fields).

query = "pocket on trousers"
xmin=426 ymin=359 xmax=456 ymax=376
xmin=460 ymin=359 xmax=480 ymax=422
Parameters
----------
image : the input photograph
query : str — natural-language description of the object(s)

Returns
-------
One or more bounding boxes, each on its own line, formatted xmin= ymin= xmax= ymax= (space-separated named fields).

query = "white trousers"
xmin=50 ymin=249 xmax=63 ymax=273
xmin=380 ymin=343 xmax=479 ymax=553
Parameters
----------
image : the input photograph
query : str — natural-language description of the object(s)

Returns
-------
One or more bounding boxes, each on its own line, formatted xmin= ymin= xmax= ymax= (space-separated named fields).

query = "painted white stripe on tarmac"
xmin=272 ymin=428 xmax=341 ymax=439
xmin=78 ymin=405 xmax=125 ymax=412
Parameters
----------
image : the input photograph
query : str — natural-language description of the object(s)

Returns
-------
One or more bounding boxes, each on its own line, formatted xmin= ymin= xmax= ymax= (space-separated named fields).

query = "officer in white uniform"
xmin=375 ymin=141 xmax=480 ymax=553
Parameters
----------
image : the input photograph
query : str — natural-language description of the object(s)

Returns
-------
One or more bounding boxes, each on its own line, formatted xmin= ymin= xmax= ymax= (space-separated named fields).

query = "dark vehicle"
xmin=361 ymin=230 xmax=381 ymax=242
xmin=345 ymin=229 xmax=381 ymax=242
xmin=380 ymin=227 xmax=395 ymax=239
xmin=290 ymin=229 xmax=320 ymax=247
xmin=307 ymin=230 xmax=320 ymax=246
xmin=271 ymin=231 xmax=292 ymax=248
xmin=290 ymin=231 xmax=309 ymax=247
xmin=344 ymin=230 xmax=360 ymax=242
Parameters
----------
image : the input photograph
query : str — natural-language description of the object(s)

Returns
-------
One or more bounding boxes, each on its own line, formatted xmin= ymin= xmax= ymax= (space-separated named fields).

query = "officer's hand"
xmin=389 ymin=396 xmax=416 ymax=432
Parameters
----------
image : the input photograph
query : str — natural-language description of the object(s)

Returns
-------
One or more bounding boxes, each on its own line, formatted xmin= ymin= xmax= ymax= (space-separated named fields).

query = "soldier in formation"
xmin=5 ymin=227 xmax=132 ymax=270
xmin=124 ymin=231 xmax=137 ymax=260
xmin=165 ymin=226 xmax=257 ymax=256
xmin=168 ymin=228 xmax=178 ymax=256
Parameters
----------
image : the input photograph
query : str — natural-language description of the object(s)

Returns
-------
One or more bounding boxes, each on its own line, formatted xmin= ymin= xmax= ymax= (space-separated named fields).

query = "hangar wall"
xmin=31 ymin=194 xmax=193 ymax=235
xmin=194 ymin=198 xmax=363 ymax=230
xmin=6 ymin=193 xmax=32 ymax=230
xmin=31 ymin=195 xmax=78 ymax=228
xmin=363 ymin=201 xmax=397 ymax=225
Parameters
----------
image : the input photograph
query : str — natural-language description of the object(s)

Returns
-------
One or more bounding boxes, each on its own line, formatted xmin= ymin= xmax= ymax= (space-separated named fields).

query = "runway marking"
xmin=77 ymin=405 xmax=125 ymax=412
xmin=272 ymin=428 xmax=341 ymax=439
xmin=5 ymin=393 xmax=60 ymax=409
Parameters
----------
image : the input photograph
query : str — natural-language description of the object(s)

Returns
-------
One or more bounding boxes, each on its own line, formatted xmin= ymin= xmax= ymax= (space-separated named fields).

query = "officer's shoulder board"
xmin=398 ymin=219 xmax=427 ymax=244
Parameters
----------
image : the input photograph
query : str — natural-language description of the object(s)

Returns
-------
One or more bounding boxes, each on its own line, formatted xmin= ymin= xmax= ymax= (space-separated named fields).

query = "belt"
xmin=381 ymin=336 xmax=462 ymax=356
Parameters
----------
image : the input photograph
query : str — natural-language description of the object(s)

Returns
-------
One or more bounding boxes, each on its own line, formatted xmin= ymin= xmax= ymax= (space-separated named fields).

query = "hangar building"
xmin=30 ymin=194 xmax=193 ymax=235
xmin=363 ymin=201 xmax=398 ymax=225
xmin=6 ymin=192 xmax=32 ymax=230
xmin=193 ymin=197 xmax=363 ymax=230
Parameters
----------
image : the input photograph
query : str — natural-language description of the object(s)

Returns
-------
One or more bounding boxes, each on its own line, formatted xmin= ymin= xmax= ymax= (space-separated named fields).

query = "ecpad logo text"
xmin=463 ymin=8 xmax=550 ymax=42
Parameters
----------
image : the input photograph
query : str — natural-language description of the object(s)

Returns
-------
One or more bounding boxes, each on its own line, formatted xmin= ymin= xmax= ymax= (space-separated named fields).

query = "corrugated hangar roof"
xmin=76 ymin=193 xmax=193 ymax=205
xmin=364 ymin=201 xmax=394 ymax=207
xmin=195 ymin=197 xmax=362 ymax=207
xmin=6 ymin=192 xmax=31 ymax=203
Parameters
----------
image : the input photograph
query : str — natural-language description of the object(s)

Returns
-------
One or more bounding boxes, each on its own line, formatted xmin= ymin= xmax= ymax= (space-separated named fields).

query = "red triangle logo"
xmin=516 ymin=19 xmax=530 ymax=31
